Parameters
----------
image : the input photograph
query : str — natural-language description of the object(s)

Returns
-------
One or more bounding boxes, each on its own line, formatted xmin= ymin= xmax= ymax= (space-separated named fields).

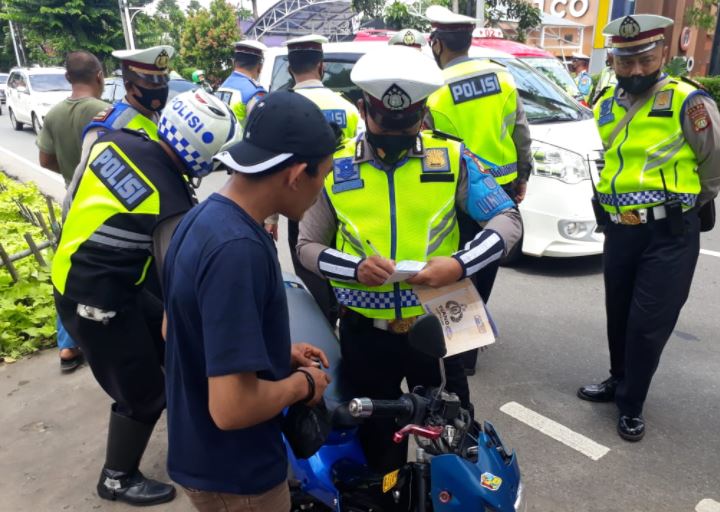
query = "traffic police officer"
xmin=388 ymin=28 xmax=427 ymax=49
xmin=424 ymin=5 xmax=533 ymax=373
xmin=52 ymin=90 xmax=239 ymax=505
xmin=591 ymin=53 xmax=617 ymax=106
xmin=269 ymin=34 xmax=364 ymax=323
xmin=65 ymin=45 xmax=174 ymax=214
xmin=297 ymin=46 xmax=522 ymax=473
xmin=578 ymin=14 xmax=720 ymax=442
xmin=220 ymin=39 xmax=268 ymax=124
xmin=572 ymin=52 xmax=592 ymax=100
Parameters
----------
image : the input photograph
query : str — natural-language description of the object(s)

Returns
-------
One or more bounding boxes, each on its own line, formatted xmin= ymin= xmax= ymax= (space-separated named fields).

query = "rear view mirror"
xmin=408 ymin=315 xmax=447 ymax=359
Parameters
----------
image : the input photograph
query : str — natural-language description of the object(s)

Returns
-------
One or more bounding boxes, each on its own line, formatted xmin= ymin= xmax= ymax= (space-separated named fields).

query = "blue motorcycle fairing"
xmin=285 ymin=428 xmax=367 ymax=510
xmin=430 ymin=423 xmax=521 ymax=510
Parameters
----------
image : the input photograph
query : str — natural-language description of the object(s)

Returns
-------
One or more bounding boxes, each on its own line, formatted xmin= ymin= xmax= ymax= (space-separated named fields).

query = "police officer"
xmin=424 ymin=5 xmax=533 ymax=374
xmin=52 ymin=90 xmax=239 ymax=505
xmin=297 ymin=46 xmax=521 ymax=474
xmin=388 ymin=28 xmax=427 ymax=49
xmin=590 ymin=53 xmax=617 ymax=107
xmin=270 ymin=34 xmax=364 ymax=324
xmin=65 ymin=46 xmax=174 ymax=214
xmin=572 ymin=53 xmax=592 ymax=101
xmin=578 ymin=14 xmax=720 ymax=442
xmin=220 ymin=39 xmax=268 ymax=125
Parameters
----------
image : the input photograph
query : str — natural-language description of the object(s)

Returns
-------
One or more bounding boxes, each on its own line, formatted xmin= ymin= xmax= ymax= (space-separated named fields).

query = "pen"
xmin=366 ymin=239 xmax=382 ymax=257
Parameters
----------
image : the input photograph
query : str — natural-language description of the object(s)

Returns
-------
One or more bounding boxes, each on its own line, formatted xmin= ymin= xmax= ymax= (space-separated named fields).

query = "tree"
xmin=353 ymin=0 xmax=387 ymax=20
xmin=484 ymin=0 xmax=542 ymax=43
xmin=155 ymin=0 xmax=186 ymax=48
xmin=179 ymin=0 xmax=239 ymax=81
xmin=0 ymin=0 xmax=125 ymax=66
xmin=686 ymin=0 xmax=719 ymax=31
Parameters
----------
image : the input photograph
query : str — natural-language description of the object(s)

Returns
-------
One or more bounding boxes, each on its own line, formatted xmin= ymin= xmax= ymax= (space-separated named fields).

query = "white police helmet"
xmin=158 ymin=90 xmax=240 ymax=178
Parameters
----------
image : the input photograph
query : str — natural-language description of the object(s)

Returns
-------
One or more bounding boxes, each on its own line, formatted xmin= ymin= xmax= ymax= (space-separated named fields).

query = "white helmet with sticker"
xmin=158 ymin=90 xmax=240 ymax=178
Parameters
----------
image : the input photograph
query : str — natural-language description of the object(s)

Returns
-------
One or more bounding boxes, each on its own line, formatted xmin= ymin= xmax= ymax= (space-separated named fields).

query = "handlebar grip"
xmin=348 ymin=397 xmax=414 ymax=419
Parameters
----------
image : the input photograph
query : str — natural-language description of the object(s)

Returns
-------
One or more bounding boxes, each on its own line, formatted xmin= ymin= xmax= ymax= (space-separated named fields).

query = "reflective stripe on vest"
xmin=294 ymin=87 xmax=361 ymax=143
xmin=427 ymin=59 xmax=518 ymax=185
xmin=594 ymin=80 xmax=701 ymax=213
xmin=51 ymin=141 xmax=160 ymax=295
xmin=325 ymin=133 xmax=461 ymax=320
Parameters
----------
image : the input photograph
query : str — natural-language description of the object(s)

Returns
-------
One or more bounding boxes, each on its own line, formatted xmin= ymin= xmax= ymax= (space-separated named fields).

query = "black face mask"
xmin=617 ymin=70 xmax=660 ymax=96
xmin=431 ymin=39 xmax=443 ymax=68
xmin=366 ymin=131 xmax=416 ymax=164
xmin=132 ymin=83 xmax=169 ymax=112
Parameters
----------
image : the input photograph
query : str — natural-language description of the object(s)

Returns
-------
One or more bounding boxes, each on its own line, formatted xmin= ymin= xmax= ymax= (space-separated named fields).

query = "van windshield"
xmin=30 ymin=74 xmax=71 ymax=92
xmin=520 ymin=57 xmax=581 ymax=98
xmin=270 ymin=55 xmax=361 ymax=104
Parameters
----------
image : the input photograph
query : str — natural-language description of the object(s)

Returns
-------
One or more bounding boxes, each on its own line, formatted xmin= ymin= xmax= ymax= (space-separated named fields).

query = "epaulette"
xmin=488 ymin=58 xmax=508 ymax=69
xmin=92 ymin=105 xmax=115 ymax=123
xmin=121 ymin=127 xmax=151 ymax=141
xmin=431 ymin=129 xmax=463 ymax=142
xmin=681 ymin=76 xmax=706 ymax=91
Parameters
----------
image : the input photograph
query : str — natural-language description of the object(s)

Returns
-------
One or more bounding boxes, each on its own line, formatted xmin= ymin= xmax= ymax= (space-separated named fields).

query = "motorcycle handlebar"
xmin=348 ymin=397 xmax=415 ymax=419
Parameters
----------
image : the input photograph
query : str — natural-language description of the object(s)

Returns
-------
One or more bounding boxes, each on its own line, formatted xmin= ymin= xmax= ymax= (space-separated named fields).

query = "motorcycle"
xmin=284 ymin=274 xmax=525 ymax=511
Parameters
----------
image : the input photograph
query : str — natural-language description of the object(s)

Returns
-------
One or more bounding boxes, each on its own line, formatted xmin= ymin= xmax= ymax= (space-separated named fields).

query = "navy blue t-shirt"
xmin=163 ymin=193 xmax=291 ymax=495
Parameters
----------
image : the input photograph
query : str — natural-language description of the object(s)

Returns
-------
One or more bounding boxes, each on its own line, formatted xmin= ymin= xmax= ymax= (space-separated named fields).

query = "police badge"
xmin=619 ymin=16 xmax=641 ymax=39
xmin=403 ymin=31 xmax=415 ymax=46
xmin=382 ymin=84 xmax=412 ymax=111
xmin=155 ymin=50 xmax=170 ymax=71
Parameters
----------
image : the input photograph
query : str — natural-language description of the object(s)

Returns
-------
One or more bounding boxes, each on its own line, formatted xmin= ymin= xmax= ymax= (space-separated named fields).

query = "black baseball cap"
xmin=213 ymin=91 xmax=337 ymax=174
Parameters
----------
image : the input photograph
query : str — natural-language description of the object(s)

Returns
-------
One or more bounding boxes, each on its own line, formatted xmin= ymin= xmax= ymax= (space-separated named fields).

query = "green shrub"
xmin=696 ymin=76 xmax=720 ymax=106
xmin=0 ymin=173 xmax=59 ymax=361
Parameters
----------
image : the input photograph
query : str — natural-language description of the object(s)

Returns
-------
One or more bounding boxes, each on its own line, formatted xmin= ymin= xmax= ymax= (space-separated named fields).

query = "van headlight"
xmin=532 ymin=141 xmax=590 ymax=184
xmin=514 ymin=481 xmax=527 ymax=512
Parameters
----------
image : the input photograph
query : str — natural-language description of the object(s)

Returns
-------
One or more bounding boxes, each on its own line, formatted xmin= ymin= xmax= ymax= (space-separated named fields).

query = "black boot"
xmin=96 ymin=412 xmax=176 ymax=506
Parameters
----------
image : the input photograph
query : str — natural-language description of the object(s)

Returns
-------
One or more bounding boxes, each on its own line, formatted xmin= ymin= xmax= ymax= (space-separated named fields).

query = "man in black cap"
xmin=162 ymin=91 xmax=335 ymax=511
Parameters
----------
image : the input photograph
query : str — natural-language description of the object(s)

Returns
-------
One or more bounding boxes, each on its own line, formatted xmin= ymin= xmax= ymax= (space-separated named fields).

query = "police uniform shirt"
xmin=424 ymin=56 xmax=534 ymax=182
xmin=611 ymin=79 xmax=720 ymax=205
xmin=296 ymin=132 xmax=523 ymax=276
xmin=293 ymin=79 xmax=365 ymax=137
xmin=58 ymin=129 xmax=196 ymax=309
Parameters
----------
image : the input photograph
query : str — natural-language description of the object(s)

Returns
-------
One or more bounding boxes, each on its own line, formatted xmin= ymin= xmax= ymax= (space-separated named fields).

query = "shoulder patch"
xmin=688 ymin=103 xmax=711 ymax=132
xmin=93 ymin=106 xmax=115 ymax=123
xmin=89 ymin=145 xmax=153 ymax=210
xmin=463 ymin=149 xmax=489 ymax=174
xmin=423 ymin=148 xmax=450 ymax=173
xmin=449 ymin=72 xmax=502 ymax=104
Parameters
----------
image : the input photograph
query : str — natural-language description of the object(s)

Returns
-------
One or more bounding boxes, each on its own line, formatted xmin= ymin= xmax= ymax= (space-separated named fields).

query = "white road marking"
xmin=0 ymin=144 xmax=64 ymax=184
xmin=696 ymin=499 xmax=720 ymax=512
xmin=500 ymin=401 xmax=610 ymax=461
xmin=700 ymin=249 xmax=720 ymax=258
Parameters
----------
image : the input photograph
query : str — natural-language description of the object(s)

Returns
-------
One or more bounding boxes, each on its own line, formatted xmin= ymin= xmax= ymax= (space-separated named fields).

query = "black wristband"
xmin=294 ymin=368 xmax=315 ymax=404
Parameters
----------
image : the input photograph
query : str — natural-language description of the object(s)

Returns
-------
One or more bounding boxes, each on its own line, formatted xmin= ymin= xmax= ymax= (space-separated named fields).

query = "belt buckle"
xmin=388 ymin=317 xmax=416 ymax=334
xmin=619 ymin=210 xmax=642 ymax=225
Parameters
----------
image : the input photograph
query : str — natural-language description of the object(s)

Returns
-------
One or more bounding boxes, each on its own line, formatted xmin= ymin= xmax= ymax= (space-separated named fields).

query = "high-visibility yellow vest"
xmin=594 ymin=79 xmax=702 ymax=213
xmin=427 ymin=58 xmax=519 ymax=185
xmin=84 ymin=101 xmax=159 ymax=141
xmin=326 ymin=133 xmax=461 ymax=320
xmin=294 ymin=86 xmax=361 ymax=143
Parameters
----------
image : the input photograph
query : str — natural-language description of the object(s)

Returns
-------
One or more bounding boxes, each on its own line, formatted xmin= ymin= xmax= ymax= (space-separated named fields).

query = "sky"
xmin=150 ymin=0 xmax=279 ymax=17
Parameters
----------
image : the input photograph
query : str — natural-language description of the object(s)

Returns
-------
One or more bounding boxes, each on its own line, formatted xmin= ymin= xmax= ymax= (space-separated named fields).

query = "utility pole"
xmin=8 ymin=20 xmax=23 ymax=67
xmin=118 ymin=0 xmax=131 ymax=49
xmin=117 ymin=0 xmax=136 ymax=50
xmin=476 ymin=0 xmax=484 ymax=27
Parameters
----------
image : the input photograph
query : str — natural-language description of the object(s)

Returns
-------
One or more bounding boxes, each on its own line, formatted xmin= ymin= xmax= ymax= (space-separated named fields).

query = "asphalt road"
xmin=1 ymin=113 xmax=719 ymax=511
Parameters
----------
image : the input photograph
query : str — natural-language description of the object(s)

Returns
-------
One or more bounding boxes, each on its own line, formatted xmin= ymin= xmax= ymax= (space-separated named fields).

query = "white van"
xmin=259 ymin=42 xmax=604 ymax=260
xmin=6 ymin=67 xmax=70 ymax=133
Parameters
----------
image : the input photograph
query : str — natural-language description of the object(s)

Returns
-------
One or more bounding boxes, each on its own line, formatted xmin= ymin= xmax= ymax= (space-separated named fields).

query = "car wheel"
xmin=31 ymin=113 xmax=42 ymax=134
xmin=9 ymin=108 xmax=23 ymax=130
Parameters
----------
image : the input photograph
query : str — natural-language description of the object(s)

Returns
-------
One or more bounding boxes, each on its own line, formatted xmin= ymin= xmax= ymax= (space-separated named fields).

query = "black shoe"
xmin=577 ymin=377 xmax=618 ymax=403
xmin=617 ymin=415 xmax=645 ymax=442
xmin=97 ymin=469 xmax=176 ymax=506
xmin=60 ymin=352 xmax=84 ymax=373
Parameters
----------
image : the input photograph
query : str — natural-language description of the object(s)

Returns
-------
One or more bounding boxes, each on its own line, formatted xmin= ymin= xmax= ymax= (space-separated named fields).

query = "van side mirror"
xmin=408 ymin=315 xmax=446 ymax=359
xmin=16 ymin=86 xmax=27 ymax=94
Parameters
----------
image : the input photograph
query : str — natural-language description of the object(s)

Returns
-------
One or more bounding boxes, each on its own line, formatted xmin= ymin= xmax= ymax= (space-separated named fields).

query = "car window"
xmin=270 ymin=55 xmax=362 ymax=104
xmin=0 ymin=74 xmax=8 ymax=85
xmin=101 ymin=83 xmax=116 ymax=103
xmin=522 ymin=57 xmax=581 ymax=98
xmin=494 ymin=58 xmax=592 ymax=124
xmin=216 ymin=90 xmax=233 ymax=105
xmin=29 ymin=73 xmax=71 ymax=92
xmin=168 ymin=80 xmax=196 ymax=101
xmin=9 ymin=72 xmax=25 ymax=89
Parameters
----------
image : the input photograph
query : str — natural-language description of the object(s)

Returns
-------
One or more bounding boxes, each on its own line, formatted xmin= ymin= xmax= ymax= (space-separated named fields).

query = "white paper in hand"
xmin=383 ymin=260 xmax=426 ymax=284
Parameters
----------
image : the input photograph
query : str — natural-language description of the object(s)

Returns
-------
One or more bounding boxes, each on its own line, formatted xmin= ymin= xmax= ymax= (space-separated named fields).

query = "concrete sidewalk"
xmin=0 ymin=349 xmax=194 ymax=512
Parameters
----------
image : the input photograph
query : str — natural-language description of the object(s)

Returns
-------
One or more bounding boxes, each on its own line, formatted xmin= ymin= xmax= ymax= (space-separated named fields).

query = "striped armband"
xmin=318 ymin=249 xmax=362 ymax=282
xmin=452 ymin=229 xmax=505 ymax=279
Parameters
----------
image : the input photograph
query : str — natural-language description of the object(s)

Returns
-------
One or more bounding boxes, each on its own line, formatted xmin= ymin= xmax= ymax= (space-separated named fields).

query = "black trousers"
xmin=339 ymin=312 xmax=469 ymax=473
xmin=603 ymin=213 xmax=700 ymax=416
xmin=288 ymin=219 xmax=339 ymax=325
xmin=54 ymin=290 xmax=166 ymax=425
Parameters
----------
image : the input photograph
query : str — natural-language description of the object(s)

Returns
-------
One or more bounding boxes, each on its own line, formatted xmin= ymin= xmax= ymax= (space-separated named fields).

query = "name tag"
xmin=89 ymin=146 xmax=152 ymax=210
xmin=450 ymin=73 xmax=501 ymax=104
xmin=323 ymin=109 xmax=348 ymax=128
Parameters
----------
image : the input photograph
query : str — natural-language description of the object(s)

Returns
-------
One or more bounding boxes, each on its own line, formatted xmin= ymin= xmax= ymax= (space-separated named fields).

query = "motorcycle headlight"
xmin=514 ymin=481 xmax=527 ymax=512
xmin=532 ymin=141 xmax=590 ymax=184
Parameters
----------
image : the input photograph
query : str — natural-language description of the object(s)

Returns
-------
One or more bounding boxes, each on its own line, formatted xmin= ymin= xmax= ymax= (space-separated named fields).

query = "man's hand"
xmin=357 ymin=256 xmax=395 ymax=286
xmin=299 ymin=366 xmax=331 ymax=406
xmin=291 ymin=343 xmax=330 ymax=369
xmin=264 ymin=223 xmax=278 ymax=241
xmin=513 ymin=179 xmax=528 ymax=204
xmin=407 ymin=256 xmax=462 ymax=288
